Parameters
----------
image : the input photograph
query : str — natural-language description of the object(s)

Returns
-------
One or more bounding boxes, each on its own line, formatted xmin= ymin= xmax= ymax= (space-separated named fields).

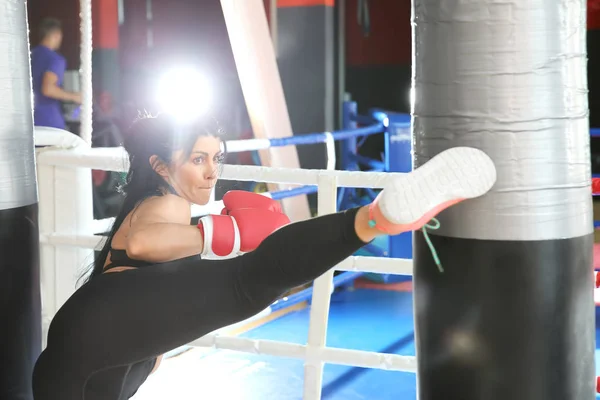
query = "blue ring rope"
xmin=263 ymin=122 xmax=597 ymax=148
xmin=267 ymin=123 xmax=386 ymax=147
xmin=270 ymin=185 xmax=318 ymax=200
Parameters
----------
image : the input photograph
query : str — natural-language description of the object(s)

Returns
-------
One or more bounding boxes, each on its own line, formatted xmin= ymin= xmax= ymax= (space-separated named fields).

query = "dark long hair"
xmin=81 ymin=113 xmax=226 ymax=284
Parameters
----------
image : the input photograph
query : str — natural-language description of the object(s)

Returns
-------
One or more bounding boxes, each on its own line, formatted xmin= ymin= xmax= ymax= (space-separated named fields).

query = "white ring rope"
xmin=35 ymin=145 xmax=397 ymax=188
xmin=188 ymin=335 xmax=417 ymax=372
xmin=79 ymin=0 xmax=93 ymax=146
xmin=225 ymin=138 xmax=272 ymax=153
xmin=35 ymin=127 xmax=88 ymax=150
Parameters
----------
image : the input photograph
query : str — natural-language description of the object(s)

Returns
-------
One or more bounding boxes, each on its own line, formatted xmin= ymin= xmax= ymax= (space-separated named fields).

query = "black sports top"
xmin=104 ymin=248 xmax=153 ymax=271
xmin=104 ymin=248 xmax=201 ymax=272
xmin=102 ymin=183 xmax=187 ymax=273
xmin=102 ymin=185 xmax=189 ymax=273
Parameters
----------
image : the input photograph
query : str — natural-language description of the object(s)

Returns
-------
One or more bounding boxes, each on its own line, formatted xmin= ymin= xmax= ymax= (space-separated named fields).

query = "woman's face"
xmin=164 ymin=136 xmax=224 ymax=205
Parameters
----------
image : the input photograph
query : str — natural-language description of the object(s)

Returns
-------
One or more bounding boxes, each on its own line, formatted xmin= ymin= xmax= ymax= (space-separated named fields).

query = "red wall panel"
xmin=345 ymin=0 xmax=411 ymax=66
xmin=92 ymin=0 xmax=119 ymax=49
xmin=278 ymin=0 xmax=334 ymax=6
xmin=591 ymin=0 xmax=600 ymax=30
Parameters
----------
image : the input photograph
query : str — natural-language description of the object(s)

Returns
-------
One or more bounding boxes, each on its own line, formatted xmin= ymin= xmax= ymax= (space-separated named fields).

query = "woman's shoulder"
xmin=133 ymin=194 xmax=191 ymax=223
xmin=143 ymin=193 xmax=189 ymax=207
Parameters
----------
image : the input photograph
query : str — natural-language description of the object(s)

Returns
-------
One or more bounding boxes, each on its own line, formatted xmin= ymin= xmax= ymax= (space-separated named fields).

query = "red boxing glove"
xmin=221 ymin=190 xmax=282 ymax=214
xmin=593 ymin=178 xmax=600 ymax=195
xmin=198 ymin=215 xmax=241 ymax=259
xmin=230 ymin=208 xmax=290 ymax=251
xmin=198 ymin=191 xmax=290 ymax=259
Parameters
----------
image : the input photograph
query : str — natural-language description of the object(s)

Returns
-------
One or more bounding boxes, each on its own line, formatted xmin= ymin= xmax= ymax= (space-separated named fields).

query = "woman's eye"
xmin=193 ymin=157 xmax=205 ymax=164
xmin=214 ymin=154 xmax=225 ymax=163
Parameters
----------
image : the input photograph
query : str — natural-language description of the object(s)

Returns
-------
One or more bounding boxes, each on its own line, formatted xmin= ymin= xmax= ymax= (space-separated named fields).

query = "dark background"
xmin=26 ymin=0 xmax=600 ymax=168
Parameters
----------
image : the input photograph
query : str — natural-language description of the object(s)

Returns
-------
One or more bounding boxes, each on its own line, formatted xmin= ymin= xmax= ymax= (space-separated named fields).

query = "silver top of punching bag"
xmin=412 ymin=0 xmax=593 ymax=241
xmin=0 ymin=0 xmax=38 ymax=210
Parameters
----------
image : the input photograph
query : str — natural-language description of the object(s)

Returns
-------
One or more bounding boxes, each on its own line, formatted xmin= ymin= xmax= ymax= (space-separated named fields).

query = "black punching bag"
xmin=411 ymin=0 xmax=595 ymax=399
xmin=0 ymin=1 xmax=42 ymax=399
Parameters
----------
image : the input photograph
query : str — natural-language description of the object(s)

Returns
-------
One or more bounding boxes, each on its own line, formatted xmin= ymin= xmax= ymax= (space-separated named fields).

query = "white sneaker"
xmin=368 ymin=147 xmax=497 ymax=235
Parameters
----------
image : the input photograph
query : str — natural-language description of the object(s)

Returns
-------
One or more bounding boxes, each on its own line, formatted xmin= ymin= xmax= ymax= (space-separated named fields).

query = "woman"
xmin=32 ymin=113 xmax=496 ymax=399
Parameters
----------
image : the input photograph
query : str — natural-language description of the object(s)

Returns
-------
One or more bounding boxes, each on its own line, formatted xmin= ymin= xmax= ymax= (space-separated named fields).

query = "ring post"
xmin=384 ymin=111 xmax=413 ymax=282
xmin=339 ymin=101 xmax=358 ymax=210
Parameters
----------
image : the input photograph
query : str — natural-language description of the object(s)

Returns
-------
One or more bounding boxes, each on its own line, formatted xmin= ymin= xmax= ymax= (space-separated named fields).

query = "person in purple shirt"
xmin=31 ymin=18 xmax=81 ymax=130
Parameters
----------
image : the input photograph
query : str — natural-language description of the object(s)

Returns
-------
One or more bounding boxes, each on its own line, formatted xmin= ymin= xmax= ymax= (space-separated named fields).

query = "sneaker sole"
xmin=378 ymin=147 xmax=497 ymax=228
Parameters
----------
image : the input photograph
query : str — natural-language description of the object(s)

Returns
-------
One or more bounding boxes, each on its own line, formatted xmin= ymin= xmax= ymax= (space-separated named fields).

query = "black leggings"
xmin=32 ymin=207 xmax=367 ymax=399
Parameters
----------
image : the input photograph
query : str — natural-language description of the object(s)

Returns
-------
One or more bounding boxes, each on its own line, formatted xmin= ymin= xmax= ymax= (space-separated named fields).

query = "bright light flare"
xmin=156 ymin=67 xmax=211 ymax=121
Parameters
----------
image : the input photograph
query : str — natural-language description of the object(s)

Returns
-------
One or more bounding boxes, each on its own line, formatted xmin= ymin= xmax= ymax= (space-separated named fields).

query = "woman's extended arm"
xmin=125 ymin=195 xmax=204 ymax=262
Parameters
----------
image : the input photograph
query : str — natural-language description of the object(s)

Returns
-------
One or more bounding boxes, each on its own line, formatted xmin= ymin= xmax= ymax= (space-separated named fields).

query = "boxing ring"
xmin=2 ymin=0 xmax=599 ymax=398
xmin=30 ymin=3 xmax=419 ymax=394
xmin=34 ymin=110 xmax=415 ymax=372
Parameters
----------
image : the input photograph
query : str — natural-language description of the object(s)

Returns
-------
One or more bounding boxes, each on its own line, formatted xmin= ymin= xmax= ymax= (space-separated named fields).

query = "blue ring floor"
xmin=132 ymin=288 xmax=600 ymax=399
